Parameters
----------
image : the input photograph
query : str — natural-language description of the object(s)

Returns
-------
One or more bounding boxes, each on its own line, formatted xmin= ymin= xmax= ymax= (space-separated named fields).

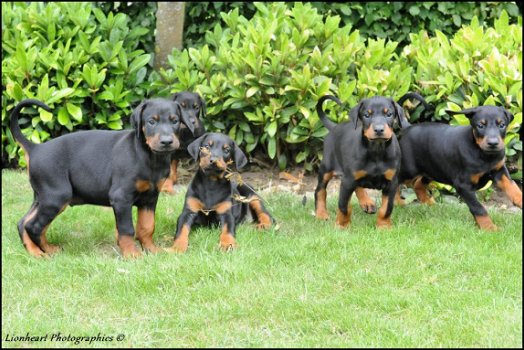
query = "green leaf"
xmin=266 ymin=121 xmax=277 ymax=137
xmin=66 ymin=103 xmax=82 ymax=122
xmin=128 ymin=54 xmax=151 ymax=74
xmin=267 ymin=137 xmax=276 ymax=159
xmin=295 ymin=150 xmax=308 ymax=163
xmin=408 ymin=6 xmax=420 ymax=16
xmin=312 ymin=128 xmax=329 ymax=138
xmin=246 ymin=86 xmax=259 ymax=98
xmin=278 ymin=154 xmax=287 ymax=170
xmin=107 ymin=121 xmax=123 ymax=130
xmin=483 ymin=95 xmax=497 ymax=106
xmin=57 ymin=107 xmax=70 ymax=126
xmin=244 ymin=112 xmax=263 ymax=123
xmin=40 ymin=109 xmax=53 ymax=123
xmin=48 ymin=88 xmax=75 ymax=104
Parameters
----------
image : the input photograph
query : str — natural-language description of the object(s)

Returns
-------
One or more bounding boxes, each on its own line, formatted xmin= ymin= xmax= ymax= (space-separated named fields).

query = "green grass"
xmin=2 ymin=169 xmax=522 ymax=348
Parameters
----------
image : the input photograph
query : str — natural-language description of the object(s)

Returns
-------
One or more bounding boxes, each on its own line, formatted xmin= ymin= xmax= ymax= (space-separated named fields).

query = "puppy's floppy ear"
xmin=446 ymin=107 xmax=480 ymax=118
xmin=392 ymin=100 xmax=411 ymax=129
xmin=198 ymin=94 xmax=207 ymax=119
xmin=131 ymin=101 xmax=148 ymax=139
xmin=174 ymin=101 xmax=183 ymax=128
xmin=350 ymin=101 xmax=364 ymax=129
xmin=501 ymin=107 xmax=514 ymax=124
xmin=187 ymin=133 xmax=208 ymax=161
xmin=171 ymin=92 xmax=180 ymax=102
xmin=233 ymin=143 xmax=248 ymax=170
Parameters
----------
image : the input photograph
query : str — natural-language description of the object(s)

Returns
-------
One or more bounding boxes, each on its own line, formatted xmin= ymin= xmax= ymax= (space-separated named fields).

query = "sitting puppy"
xmin=10 ymin=98 xmax=184 ymax=258
xmin=161 ymin=91 xmax=207 ymax=193
xmin=315 ymin=95 xmax=408 ymax=228
xmin=168 ymin=132 xmax=273 ymax=253
xmin=398 ymin=105 xmax=522 ymax=230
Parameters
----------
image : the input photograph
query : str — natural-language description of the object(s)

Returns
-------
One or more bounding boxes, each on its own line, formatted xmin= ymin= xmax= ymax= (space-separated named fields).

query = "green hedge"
xmin=403 ymin=12 xmax=523 ymax=156
xmin=184 ymin=2 xmax=521 ymax=49
xmin=150 ymin=2 xmax=522 ymax=170
xmin=2 ymin=2 xmax=152 ymax=167
xmin=2 ymin=2 xmax=522 ymax=171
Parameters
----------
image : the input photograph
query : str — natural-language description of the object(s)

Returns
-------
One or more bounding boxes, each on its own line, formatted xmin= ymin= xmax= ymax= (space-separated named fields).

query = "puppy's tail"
xmin=316 ymin=95 xmax=342 ymax=131
xmin=9 ymin=99 xmax=52 ymax=154
xmin=397 ymin=92 xmax=432 ymax=112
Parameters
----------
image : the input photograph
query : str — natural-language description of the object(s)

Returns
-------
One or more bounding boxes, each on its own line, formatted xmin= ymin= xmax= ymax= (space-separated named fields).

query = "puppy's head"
xmin=350 ymin=97 xmax=407 ymax=141
xmin=172 ymin=91 xmax=206 ymax=138
xmin=446 ymin=106 xmax=513 ymax=153
xmin=187 ymin=132 xmax=247 ymax=177
xmin=131 ymin=98 xmax=182 ymax=153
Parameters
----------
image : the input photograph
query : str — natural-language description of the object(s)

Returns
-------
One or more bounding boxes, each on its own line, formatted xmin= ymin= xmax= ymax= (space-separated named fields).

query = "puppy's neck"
xmin=135 ymin=139 xmax=172 ymax=170
xmin=361 ymin=135 xmax=391 ymax=154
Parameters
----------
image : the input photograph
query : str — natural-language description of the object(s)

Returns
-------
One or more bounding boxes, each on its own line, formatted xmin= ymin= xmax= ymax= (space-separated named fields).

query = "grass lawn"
xmin=1 ymin=169 xmax=522 ymax=348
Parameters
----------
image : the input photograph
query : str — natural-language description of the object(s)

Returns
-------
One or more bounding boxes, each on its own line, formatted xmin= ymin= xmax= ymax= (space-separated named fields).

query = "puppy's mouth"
xmin=151 ymin=143 xmax=180 ymax=154
xmin=200 ymin=159 xmax=228 ymax=176
xmin=367 ymin=135 xmax=392 ymax=141
xmin=480 ymin=144 xmax=504 ymax=153
xmin=147 ymin=136 xmax=180 ymax=154
xmin=364 ymin=125 xmax=393 ymax=141
xmin=476 ymin=136 xmax=504 ymax=153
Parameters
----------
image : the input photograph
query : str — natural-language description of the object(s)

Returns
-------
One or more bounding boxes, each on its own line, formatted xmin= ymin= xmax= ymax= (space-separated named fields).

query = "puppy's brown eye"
xmin=148 ymin=119 xmax=156 ymax=125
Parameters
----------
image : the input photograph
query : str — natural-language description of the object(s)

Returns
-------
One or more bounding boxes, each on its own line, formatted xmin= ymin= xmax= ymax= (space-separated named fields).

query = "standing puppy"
xmin=168 ymin=132 xmax=273 ymax=253
xmin=161 ymin=91 xmax=207 ymax=193
xmin=10 ymin=98 xmax=183 ymax=257
xmin=315 ymin=95 xmax=407 ymax=228
xmin=399 ymin=106 xmax=522 ymax=230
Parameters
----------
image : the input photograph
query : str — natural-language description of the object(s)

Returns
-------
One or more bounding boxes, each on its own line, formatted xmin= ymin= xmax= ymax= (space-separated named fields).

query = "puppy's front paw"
xmin=219 ymin=234 xmax=237 ymax=252
xmin=167 ymin=239 xmax=189 ymax=253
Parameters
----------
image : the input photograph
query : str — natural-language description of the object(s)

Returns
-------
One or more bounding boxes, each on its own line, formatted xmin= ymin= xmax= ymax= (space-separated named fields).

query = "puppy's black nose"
xmin=373 ymin=124 xmax=384 ymax=134
xmin=160 ymin=136 xmax=173 ymax=146
xmin=487 ymin=138 xmax=500 ymax=147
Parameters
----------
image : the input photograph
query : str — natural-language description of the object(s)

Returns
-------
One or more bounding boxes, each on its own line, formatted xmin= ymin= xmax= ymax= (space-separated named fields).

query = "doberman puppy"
xmin=10 ymin=98 xmax=184 ymax=258
xmin=398 ymin=104 xmax=522 ymax=230
xmin=314 ymin=95 xmax=408 ymax=228
xmin=161 ymin=91 xmax=207 ymax=193
xmin=353 ymin=91 xmax=430 ymax=213
xmin=168 ymin=132 xmax=273 ymax=253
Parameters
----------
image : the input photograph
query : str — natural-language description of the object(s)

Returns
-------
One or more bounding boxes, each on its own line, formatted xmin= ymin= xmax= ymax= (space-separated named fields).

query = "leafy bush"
xmin=310 ymin=2 xmax=521 ymax=49
xmin=184 ymin=2 xmax=520 ymax=49
xmin=150 ymin=2 xmax=412 ymax=170
xmin=402 ymin=12 xmax=522 ymax=156
xmin=150 ymin=3 xmax=521 ymax=170
xmin=95 ymin=2 xmax=157 ymax=59
xmin=184 ymin=2 xmax=256 ymax=48
xmin=2 ymin=2 xmax=152 ymax=167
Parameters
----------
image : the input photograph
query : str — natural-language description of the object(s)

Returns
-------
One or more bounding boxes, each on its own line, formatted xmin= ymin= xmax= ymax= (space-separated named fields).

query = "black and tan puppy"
xmin=168 ymin=132 xmax=273 ymax=253
xmin=315 ymin=95 xmax=408 ymax=228
xmin=398 ymin=105 xmax=522 ymax=230
xmin=161 ymin=91 xmax=207 ymax=193
xmin=10 ymin=98 xmax=184 ymax=258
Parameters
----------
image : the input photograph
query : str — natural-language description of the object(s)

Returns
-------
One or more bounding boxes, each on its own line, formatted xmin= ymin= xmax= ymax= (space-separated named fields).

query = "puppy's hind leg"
xmin=315 ymin=164 xmax=334 ymax=220
xmin=22 ymin=194 xmax=69 ymax=257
